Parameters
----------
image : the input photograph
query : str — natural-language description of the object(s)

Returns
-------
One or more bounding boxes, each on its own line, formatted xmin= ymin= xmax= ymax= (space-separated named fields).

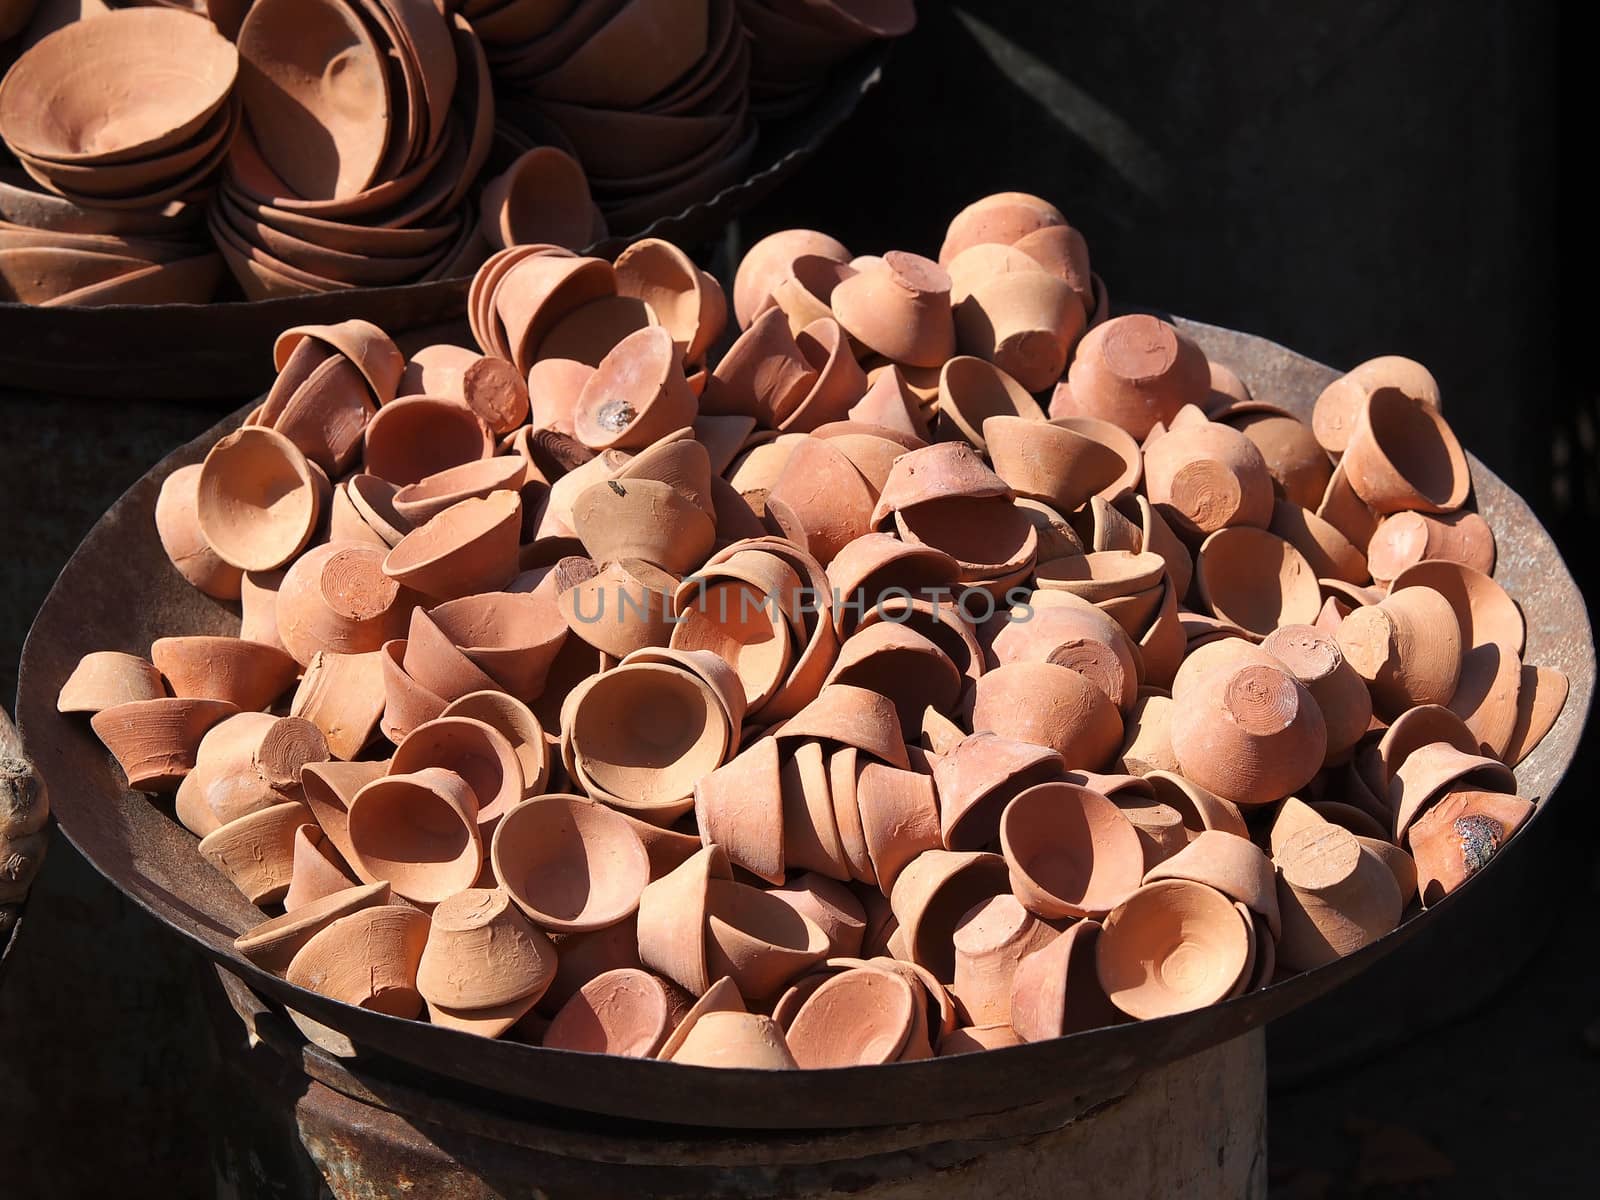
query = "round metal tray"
xmin=16 ymin=318 xmax=1593 ymax=1130
xmin=0 ymin=45 xmax=888 ymax=401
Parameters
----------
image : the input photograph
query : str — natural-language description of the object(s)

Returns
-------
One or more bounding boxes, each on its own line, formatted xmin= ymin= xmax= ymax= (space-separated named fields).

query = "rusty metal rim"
xmin=17 ymin=317 xmax=1593 ymax=1130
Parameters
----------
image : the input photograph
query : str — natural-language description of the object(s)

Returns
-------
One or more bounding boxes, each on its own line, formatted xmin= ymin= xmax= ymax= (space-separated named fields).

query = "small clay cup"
xmin=999 ymin=781 xmax=1146 ymax=919
xmin=1095 ymin=879 xmax=1251 ymax=1019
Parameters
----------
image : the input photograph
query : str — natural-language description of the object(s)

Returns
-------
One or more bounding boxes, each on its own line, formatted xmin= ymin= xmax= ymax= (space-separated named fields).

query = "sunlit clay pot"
xmin=1367 ymin=509 xmax=1494 ymax=586
xmin=934 ymin=357 xmax=1044 ymax=453
xmin=276 ymin=543 xmax=414 ymax=668
xmin=855 ymin=761 xmax=942 ymax=894
xmin=570 ymin=477 xmax=715 ymax=575
xmin=391 ymin=715 xmax=523 ymax=831
xmin=257 ymin=343 xmax=375 ymax=477
xmin=1311 ymin=355 xmax=1440 ymax=457
xmin=823 ymin=623 xmax=960 ymax=740
xmin=636 ymin=844 xmax=731 ymax=996
xmin=417 ymin=887 xmax=558 ymax=1037
xmin=1388 ymin=559 xmax=1524 ymax=657
xmin=494 ymin=254 xmax=618 ymax=376
xmin=657 ymin=975 xmax=746 ymax=1060
xmin=1143 ymin=830 xmax=1280 ymax=939
xmin=999 ymin=781 xmax=1145 ymax=919
xmin=1260 ymin=624 xmax=1373 ymax=763
xmin=155 ymin=465 xmax=243 ymax=600
xmin=1009 ymin=919 xmax=1119 ymax=1040
xmin=704 ymin=877 xmax=831 ymax=1000
xmin=90 ymin=697 xmax=238 ymax=792
xmin=364 ymin=398 xmax=495 ymax=488
xmin=824 ymin=533 xmax=958 ymax=637
xmin=769 ymin=874 xmax=866 ymax=959
xmin=693 ymin=735 xmax=784 ymax=885
xmin=346 ymin=474 xmax=412 ymax=547
xmin=346 ymin=767 xmax=483 ymax=905
xmin=526 ymin=359 xmax=594 ymax=435
xmin=1169 ymin=663 xmax=1327 ymax=806
xmin=1096 ymin=879 xmax=1250 ymax=1019
xmin=888 ymin=849 xmax=1009 ymax=982
xmin=235 ymin=881 xmax=391 ymax=973
xmin=392 ymin=457 xmax=528 ymax=526
xmin=702 ymin=307 xmax=819 ymax=423
xmin=733 ymin=228 xmax=851 ymax=329
xmin=1013 ymin=222 xmax=1093 ymax=310
xmin=937 ymin=191 xmax=1067 ymax=266
xmin=955 ymin=268 xmax=1085 ymax=392
xmin=1117 ymin=692 xmax=1180 ymax=777
xmin=1274 ymin=823 xmax=1403 ymax=971
xmin=1034 ymin=549 xmax=1164 ymax=605
xmin=1341 ymin=387 xmax=1470 ymax=514
xmin=985 ymin=414 xmax=1128 ymax=513
xmin=432 ymin=588 xmax=569 ymax=700
xmin=488 ymin=793 xmax=649 ymax=934
xmin=1225 ymin=410 xmax=1332 ymax=512
xmin=195 ymin=426 xmax=326 ymax=572
xmin=776 ymin=684 xmax=910 ymax=769
xmin=969 ymin=662 xmax=1123 ymax=770
xmin=402 ymin=345 xmax=531 ymax=436
xmin=785 ymin=965 xmax=920 ymax=1067
xmin=667 ymin=1011 xmax=798 ymax=1069
xmin=440 ymin=691 xmax=549 ymax=796
xmin=383 ymin=491 xmax=522 ymax=601
xmin=286 ymin=905 xmax=432 ymax=1018
xmin=1389 ymin=741 xmax=1516 ymax=844
xmin=1505 ymin=664 xmax=1570 ymax=767
xmin=870 ymin=441 xmax=1009 ymax=522
xmin=847 ymin=364 xmax=928 ymax=441
xmin=541 ymin=968 xmax=691 ymax=1057
xmin=1059 ymin=315 xmax=1209 ymax=440
xmin=197 ymin=801 xmax=311 ymax=905
xmin=992 ymin=591 xmax=1140 ymax=713
xmin=1142 ymin=415 xmax=1274 ymax=540
xmin=777 ymin=741 xmax=849 ymax=881
xmin=1405 ymin=789 xmax=1533 ymax=906
xmin=614 ymin=237 xmax=726 ymax=365
xmin=781 ymin=317 xmax=872 ymax=432
xmin=564 ymin=661 xmax=730 ymax=822
xmin=1268 ymin=500 xmax=1367 ymax=586
xmin=765 ymin=437 xmax=877 ymax=565
xmin=933 ymin=732 xmax=1063 ymax=852
xmin=559 ymin=558 xmax=677 ymax=659
xmin=830 ymin=251 xmax=956 ymax=368
xmin=478 ymin=146 xmax=594 ymax=252
xmin=950 ymin=892 xmax=1059 ymax=1026
xmin=1195 ymin=527 xmax=1322 ymax=637
xmin=1170 ymin=637 xmax=1281 ymax=704
xmin=1335 ymin=585 xmax=1462 ymax=719
xmin=572 ymin=326 xmax=697 ymax=451
xmin=58 ymin=651 xmax=166 ymax=714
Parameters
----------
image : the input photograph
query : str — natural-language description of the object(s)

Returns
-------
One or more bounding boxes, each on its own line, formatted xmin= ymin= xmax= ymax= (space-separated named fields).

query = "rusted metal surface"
xmin=15 ymin=319 xmax=1593 ymax=1131
xmin=208 ymin=969 xmax=1265 ymax=1199
xmin=0 ymin=49 xmax=887 ymax=402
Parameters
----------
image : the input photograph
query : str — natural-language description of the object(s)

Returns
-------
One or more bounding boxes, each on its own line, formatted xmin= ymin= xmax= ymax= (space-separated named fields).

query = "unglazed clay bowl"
xmin=20 ymin=318 xmax=1591 ymax=1130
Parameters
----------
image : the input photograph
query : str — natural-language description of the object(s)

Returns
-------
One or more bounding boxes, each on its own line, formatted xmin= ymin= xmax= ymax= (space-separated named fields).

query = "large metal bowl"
xmin=16 ymin=318 xmax=1593 ymax=1130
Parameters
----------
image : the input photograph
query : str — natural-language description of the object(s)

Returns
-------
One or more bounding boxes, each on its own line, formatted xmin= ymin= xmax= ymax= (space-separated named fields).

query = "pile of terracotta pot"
xmin=60 ymin=192 xmax=1568 ymax=1067
xmin=1 ymin=1 xmax=914 ymax=306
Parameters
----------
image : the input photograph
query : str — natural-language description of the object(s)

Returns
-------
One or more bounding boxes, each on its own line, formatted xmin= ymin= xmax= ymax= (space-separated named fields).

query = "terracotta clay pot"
xmin=776 ymin=684 xmax=910 ymax=768
xmin=1274 ymin=823 xmax=1403 ymax=971
xmin=1060 ymin=315 xmax=1209 ymax=440
xmin=950 ymin=892 xmax=1059 ymax=1026
xmin=1505 ymin=664 xmax=1570 ymax=767
xmin=391 ymin=715 xmax=523 ymax=831
xmin=703 ymin=877 xmax=831 ymax=1000
xmin=364 ymin=397 xmax=495 ymax=488
xmin=887 ymin=849 xmax=1009 ymax=982
xmin=934 ymin=357 xmax=1044 ymax=452
xmin=235 ymin=881 xmax=392 ymax=972
xmin=1389 ymin=741 xmax=1516 ymax=843
xmin=614 ymin=237 xmax=726 ymax=365
xmin=197 ymin=801 xmax=311 ymax=905
xmin=938 ymin=191 xmax=1067 ymax=265
xmin=1311 ymin=355 xmax=1440 ymax=456
xmin=1095 ymin=879 xmax=1251 ymax=1019
xmin=417 ymin=887 xmax=559 ymax=1037
xmin=559 ymin=557 xmax=679 ymax=660
xmin=1168 ymin=662 xmax=1327 ymax=806
xmin=733 ymin=228 xmax=851 ymax=329
xmin=855 ymin=760 xmax=943 ymax=894
xmin=1314 ymin=461 xmax=1381 ymax=555
xmin=693 ymin=735 xmax=784 ymax=884
xmin=999 ymin=781 xmax=1145 ymax=919
xmin=1260 ymin=624 xmax=1373 ymax=763
xmin=702 ymin=307 xmax=819 ymax=423
xmin=346 ymin=767 xmax=483 ymax=905
xmin=541 ymin=967 xmax=690 ymax=1057
xmin=430 ymin=588 xmax=569 ymax=700
xmin=1367 ymin=510 xmax=1495 ymax=585
xmin=847 ymin=366 xmax=929 ymax=441
xmin=1143 ymin=830 xmax=1280 ymax=939
xmin=1009 ymin=919 xmax=1120 ymax=1040
xmin=285 ymin=905 xmax=432 ymax=1018
xmin=769 ymin=874 xmax=866 ymax=959
xmin=1117 ymin=692 xmax=1181 ymax=777
xmin=392 ymin=458 xmax=529 ymax=526
xmin=785 ymin=965 xmax=921 ymax=1067
xmin=1195 ymin=527 xmax=1322 ymax=638
xmin=383 ymin=491 xmax=522 ymax=600
xmin=563 ymin=662 xmax=730 ymax=822
xmin=1142 ymin=416 xmax=1274 ymax=540
xmin=196 ymin=426 xmax=326 ymax=572
xmin=823 ymin=623 xmax=961 ymax=740
xmin=636 ymin=843 xmax=731 ymax=996
xmin=440 ymin=691 xmax=549 ymax=796
xmin=58 ymin=651 xmax=167 ymax=714
xmin=572 ymin=326 xmax=698 ymax=451
xmin=1388 ymin=559 xmax=1524 ymax=656
xmin=954 ymin=268 xmax=1085 ymax=392
xmin=871 ymin=442 xmax=1010 ymax=522
xmin=154 ymin=465 xmax=244 ymax=600
xmin=985 ymin=414 xmax=1128 ymax=514
xmin=89 ymin=696 xmax=238 ymax=792
xmin=276 ymin=543 xmax=414 ymax=668
xmin=969 ymin=662 xmax=1123 ymax=770
xmin=479 ymin=146 xmax=595 ymax=252
xmin=1405 ymin=789 xmax=1533 ymax=905
xmin=1267 ymin=500 xmax=1368 ymax=586
xmin=765 ymin=437 xmax=877 ymax=565
xmin=933 ymin=731 xmax=1063 ymax=852
xmin=1335 ymin=585 xmax=1463 ymax=719
xmin=824 ymin=533 xmax=959 ymax=637
xmin=991 ymin=591 xmax=1139 ymax=713
xmin=778 ymin=739 xmax=850 ymax=882
xmin=402 ymin=345 xmax=531 ymax=436
xmin=830 ymin=251 xmax=956 ymax=368
xmin=570 ymin=477 xmax=715 ymax=575
xmin=1341 ymin=387 xmax=1470 ymax=514
xmin=667 ymin=1011 xmax=798 ymax=1069
xmin=1169 ymin=636 xmax=1281 ymax=705
xmin=1225 ymin=410 xmax=1332 ymax=512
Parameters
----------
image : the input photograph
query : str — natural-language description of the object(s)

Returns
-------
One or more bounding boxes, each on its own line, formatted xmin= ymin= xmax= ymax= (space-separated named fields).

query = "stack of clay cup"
xmin=203 ymin=0 xmax=496 ymax=297
xmin=0 ymin=7 xmax=233 ymax=304
xmin=62 ymin=192 xmax=1568 ymax=1069
xmin=480 ymin=0 xmax=758 ymax=232
xmin=738 ymin=0 xmax=917 ymax=114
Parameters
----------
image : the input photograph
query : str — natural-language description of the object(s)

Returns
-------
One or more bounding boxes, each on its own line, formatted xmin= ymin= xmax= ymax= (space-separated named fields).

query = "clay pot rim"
xmin=489 ymin=792 xmax=651 ymax=932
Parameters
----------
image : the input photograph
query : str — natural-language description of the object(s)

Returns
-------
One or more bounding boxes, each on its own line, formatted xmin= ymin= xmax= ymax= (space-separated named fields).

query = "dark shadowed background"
xmin=1 ymin=2 xmax=1592 ymax=1196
